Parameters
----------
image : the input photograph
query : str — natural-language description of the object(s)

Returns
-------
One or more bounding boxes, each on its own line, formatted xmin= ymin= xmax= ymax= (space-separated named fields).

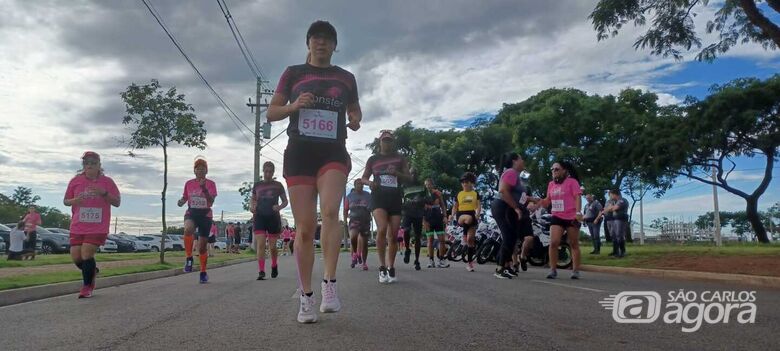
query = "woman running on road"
xmin=251 ymin=161 xmax=288 ymax=280
xmin=267 ymin=20 xmax=361 ymax=323
xmin=451 ymin=172 xmax=481 ymax=272
xmin=362 ymin=130 xmax=411 ymax=284
xmin=177 ymin=158 xmax=218 ymax=284
xmin=64 ymin=151 xmax=121 ymax=298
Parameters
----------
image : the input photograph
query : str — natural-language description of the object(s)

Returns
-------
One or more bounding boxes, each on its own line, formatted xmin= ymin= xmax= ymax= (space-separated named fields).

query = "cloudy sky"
xmin=0 ymin=0 xmax=778 ymax=235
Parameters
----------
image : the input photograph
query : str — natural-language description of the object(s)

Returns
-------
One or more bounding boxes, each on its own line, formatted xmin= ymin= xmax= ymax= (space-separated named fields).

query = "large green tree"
xmin=639 ymin=75 xmax=779 ymax=242
xmin=121 ymin=79 xmax=207 ymax=263
xmin=369 ymin=122 xmax=512 ymax=214
xmin=590 ymin=0 xmax=780 ymax=61
xmin=11 ymin=187 xmax=40 ymax=208
xmin=493 ymin=88 xmax=676 ymax=201
xmin=0 ymin=190 xmax=70 ymax=228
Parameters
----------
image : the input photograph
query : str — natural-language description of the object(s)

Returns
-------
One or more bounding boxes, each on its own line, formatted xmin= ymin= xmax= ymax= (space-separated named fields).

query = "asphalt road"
xmin=1 ymin=253 xmax=778 ymax=351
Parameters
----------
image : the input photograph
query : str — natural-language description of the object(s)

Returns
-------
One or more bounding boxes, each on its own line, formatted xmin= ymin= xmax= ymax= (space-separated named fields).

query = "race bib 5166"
xmin=299 ymin=109 xmax=337 ymax=139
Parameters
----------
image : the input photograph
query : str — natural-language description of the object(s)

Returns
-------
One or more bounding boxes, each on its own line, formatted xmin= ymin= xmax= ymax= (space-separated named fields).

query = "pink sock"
xmin=258 ymin=258 xmax=265 ymax=272
xmin=271 ymin=255 xmax=278 ymax=268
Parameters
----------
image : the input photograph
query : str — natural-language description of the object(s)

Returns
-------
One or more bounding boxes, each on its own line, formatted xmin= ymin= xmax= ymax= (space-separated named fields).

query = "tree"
xmin=11 ymin=187 xmax=40 ymax=208
xmin=37 ymin=206 xmax=71 ymax=229
xmin=121 ymin=79 xmax=207 ymax=263
xmin=369 ymin=122 xmax=513 ymax=215
xmin=165 ymin=226 xmax=184 ymax=235
xmin=650 ymin=216 xmax=671 ymax=229
xmin=493 ymin=88 xmax=676 ymax=200
xmin=238 ymin=182 xmax=253 ymax=212
xmin=643 ymin=75 xmax=779 ymax=242
xmin=590 ymin=0 xmax=780 ymax=61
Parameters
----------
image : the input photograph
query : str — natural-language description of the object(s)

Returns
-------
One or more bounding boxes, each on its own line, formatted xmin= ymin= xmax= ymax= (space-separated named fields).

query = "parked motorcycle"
xmin=526 ymin=214 xmax=572 ymax=269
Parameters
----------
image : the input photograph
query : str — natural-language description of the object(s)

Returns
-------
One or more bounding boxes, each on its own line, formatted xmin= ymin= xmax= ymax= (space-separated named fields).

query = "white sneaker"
xmin=466 ymin=262 xmax=475 ymax=272
xmin=320 ymin=281 xmax=341 ymax=313
xmin=378 ymin=269 xmax=389 ymax=284
xmin=437 ymin=259 xmax=450 ymax=268
xmin=297 ymin=294 xmax=318 ymax=324
xmin=387 ymin=268 xmax=397 ymax=284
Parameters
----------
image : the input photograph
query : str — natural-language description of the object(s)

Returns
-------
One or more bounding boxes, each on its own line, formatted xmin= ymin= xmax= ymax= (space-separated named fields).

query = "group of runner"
xmin=62 ymin=20 xmax=591 ymax=323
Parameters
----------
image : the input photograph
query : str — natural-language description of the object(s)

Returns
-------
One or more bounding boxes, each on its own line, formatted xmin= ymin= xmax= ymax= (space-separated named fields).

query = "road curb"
xmin=581 ymin=264 xmax=780 ymax=289
xmin=0 ymin=257 xmax=255 ymax=307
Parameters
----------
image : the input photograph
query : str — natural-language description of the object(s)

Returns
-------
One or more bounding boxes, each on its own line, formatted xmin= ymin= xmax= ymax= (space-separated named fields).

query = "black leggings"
xmin=491 ymin=201 xmax=524 ymax=267
xmin=402 ymin=215 xmax=423 ymax=259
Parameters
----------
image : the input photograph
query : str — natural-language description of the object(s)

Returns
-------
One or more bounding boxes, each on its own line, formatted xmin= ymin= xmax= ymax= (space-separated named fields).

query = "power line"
xmin=216 ymin=0 xmax=269 ymax=86
xmin=141 ymin=0 xmax=255 ymax=143
xmin=261 ymin=127 xmax=287 ymax=148
xmin=349 ymin=153 xmax=367 ymax=167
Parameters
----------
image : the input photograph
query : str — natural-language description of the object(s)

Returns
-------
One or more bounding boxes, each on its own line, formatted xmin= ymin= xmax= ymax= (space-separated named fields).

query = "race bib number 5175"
xmin=79 ymin=207 xmax=103 ymax=223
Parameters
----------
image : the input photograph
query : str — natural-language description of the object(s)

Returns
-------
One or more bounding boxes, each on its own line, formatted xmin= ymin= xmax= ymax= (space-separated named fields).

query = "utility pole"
xmin=247 ymin=78 xmax=273 ymax=183
xmin=639 ymin=184 xmax=645 ymax=245
xmin=114 ymin=217 xmax=118 ymax=234
xmin=712 ymin=167 xmax=722 ymax=246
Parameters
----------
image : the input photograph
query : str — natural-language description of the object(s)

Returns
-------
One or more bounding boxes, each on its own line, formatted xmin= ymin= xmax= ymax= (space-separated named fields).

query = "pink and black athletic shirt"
xmin=276 ymin=63 xmax=358 ymax=186
xmin=363 ymin=153 xmax=407 ymax=216
xmin=252 ymin=180 xmax=285 ymax=234
xmin=182 ymin=178 xmax=217 ymax=219
xmin=252 ymin=180 xmax=285 ymax=217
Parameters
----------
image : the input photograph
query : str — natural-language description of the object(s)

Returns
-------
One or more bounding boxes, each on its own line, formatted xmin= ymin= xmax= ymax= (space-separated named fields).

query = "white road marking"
xmin=531 ymin=279 xmax=607 ymax=293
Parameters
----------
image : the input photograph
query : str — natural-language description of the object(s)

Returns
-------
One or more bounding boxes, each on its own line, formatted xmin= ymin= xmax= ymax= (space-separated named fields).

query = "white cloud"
xmin=1 ymin=0 xmax=777 ymax=234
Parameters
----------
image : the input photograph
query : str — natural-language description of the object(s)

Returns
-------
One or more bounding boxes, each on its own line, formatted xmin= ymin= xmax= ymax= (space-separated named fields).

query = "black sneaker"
xmin=271 ymin=266 xmax=278 ymax=278
xmin=494 ymin=269 xmax=513 ymax=279
xmin=403 ymin=249 xmax=411 ymax=264
xmin=257 ymin=271 xmax=265 ymax=280
xmin=414 ymin=260 xmax=421 ymax=271
xmin=506 ymin=267 xmax=519 ymax=277
xmin=520 ymin=257 xmax=528 ymax=272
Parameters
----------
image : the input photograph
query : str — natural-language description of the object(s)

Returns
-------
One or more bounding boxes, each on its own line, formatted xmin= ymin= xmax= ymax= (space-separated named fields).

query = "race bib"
xmin=551 ymin=200 xmax=565 ymax=212
xmin=379 ymin=174 xmax=398 ymax=188
xmin=79 ymin=207 xmax=103 ymax=223
xmin=519 ymin=193 xmax=528 ymax=206
xmin=299 ymin=109 xmax=337 ymax=140
xmin=190 ymin=196 xmax=208 ymax=209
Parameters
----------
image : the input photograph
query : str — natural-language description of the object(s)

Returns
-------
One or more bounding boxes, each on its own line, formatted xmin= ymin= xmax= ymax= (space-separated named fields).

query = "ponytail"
xmin=501 ymin=152 xmax=519 ymax=170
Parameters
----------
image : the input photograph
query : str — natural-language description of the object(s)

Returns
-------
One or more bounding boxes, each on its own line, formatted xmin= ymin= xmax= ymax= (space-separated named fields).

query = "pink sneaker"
xmin=362 ymin=263 xmax=368 ymax=271
xmin=78 ymin=285 xmax=93 ymax=299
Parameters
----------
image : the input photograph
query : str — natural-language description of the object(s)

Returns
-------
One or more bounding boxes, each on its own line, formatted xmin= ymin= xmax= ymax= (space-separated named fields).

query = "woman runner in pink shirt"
xmin=538 ymin=161 xmax=583 ymax=280
xmin=63 ymin=151 xmax=121 ymax=298
xmin=177 ymin=158 xmax=218 ymax=283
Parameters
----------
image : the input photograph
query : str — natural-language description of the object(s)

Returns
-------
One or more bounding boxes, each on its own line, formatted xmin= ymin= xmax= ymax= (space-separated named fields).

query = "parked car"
xmin=150 ymin=234 xmax=178 ymax=251
xmin=116 ymin=234 xmax=152 ymax=252
xmin=98 ymin=240 xmax=118 ymax=253
xmin=106 ymin=234 xmax=137 ymax=253
xmin=213 ymin=239 xmax=228 ymax=251
xmin=165 ymin=235 xmax=185 ymax=251
xmin=0 ymin=236 xmax=6 ymax=253
xmin=239 ymin=238 xmax=251 ymax=250
xmin=135 ymin=236 xmax=161 ymax=252
xmin=3 ymin=224 xmax=69 ymax=254
xmin=46 ymin=228 xmax=70 ymax=235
